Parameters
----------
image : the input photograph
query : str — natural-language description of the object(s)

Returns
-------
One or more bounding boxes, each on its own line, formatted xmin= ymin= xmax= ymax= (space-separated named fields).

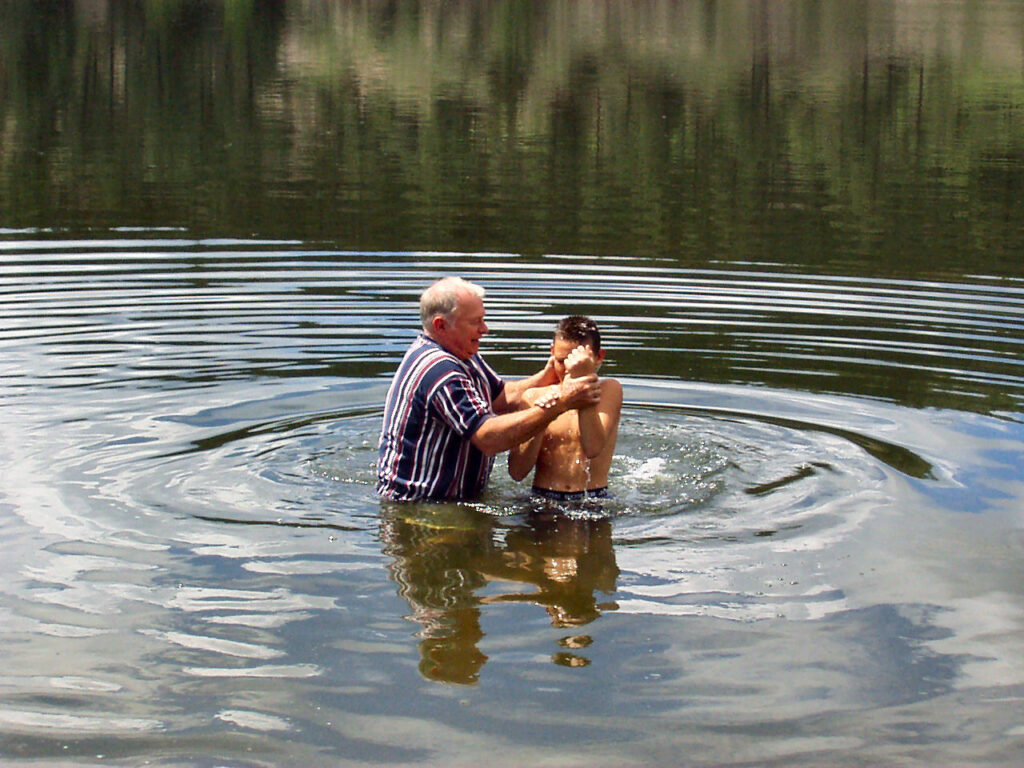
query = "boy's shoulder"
xmin=600 ymin=377 xmax=623 ymax=396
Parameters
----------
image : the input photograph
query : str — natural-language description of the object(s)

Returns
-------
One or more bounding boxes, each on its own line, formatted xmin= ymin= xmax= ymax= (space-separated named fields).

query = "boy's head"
xmin=555 ymin=315 xmax=601 ymax=353
xmin=551 ymin=315 xmax=605 ymax=379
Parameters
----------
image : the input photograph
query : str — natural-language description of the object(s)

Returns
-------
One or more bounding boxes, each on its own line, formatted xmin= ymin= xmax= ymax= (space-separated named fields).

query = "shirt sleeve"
xmin=476 ymin=354 xmax=505 ymax=402
xmin=426 ymin=368 xmax=495 ymax=438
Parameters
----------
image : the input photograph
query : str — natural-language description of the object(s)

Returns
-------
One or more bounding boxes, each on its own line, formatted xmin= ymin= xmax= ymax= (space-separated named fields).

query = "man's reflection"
xmin=379 ymin=505 xmax=619 ymax=684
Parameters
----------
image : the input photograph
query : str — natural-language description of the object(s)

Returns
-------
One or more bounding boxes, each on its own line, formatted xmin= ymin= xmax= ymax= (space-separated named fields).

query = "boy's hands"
xmin=564 ymin=345 xmax=597 ymax=377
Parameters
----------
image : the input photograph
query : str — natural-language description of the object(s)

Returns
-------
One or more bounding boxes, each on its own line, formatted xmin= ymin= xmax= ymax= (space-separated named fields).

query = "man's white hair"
xmin=420 ymin=276 xmax=485 ymax=331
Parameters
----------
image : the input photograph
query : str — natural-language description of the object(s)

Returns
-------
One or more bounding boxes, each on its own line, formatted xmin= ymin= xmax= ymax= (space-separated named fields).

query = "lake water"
xmin=2 ymin=3 xmax=1024 ymax=766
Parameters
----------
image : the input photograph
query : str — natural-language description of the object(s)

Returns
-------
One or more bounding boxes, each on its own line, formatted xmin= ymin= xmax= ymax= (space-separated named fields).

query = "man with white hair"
xmin=377 ymin=276 xmax=601 ymax=501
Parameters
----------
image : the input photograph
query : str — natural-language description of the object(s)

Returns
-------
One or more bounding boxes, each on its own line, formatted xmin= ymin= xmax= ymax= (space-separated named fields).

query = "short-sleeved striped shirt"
xmin=377 ymin=334 xmax=505 ymax=501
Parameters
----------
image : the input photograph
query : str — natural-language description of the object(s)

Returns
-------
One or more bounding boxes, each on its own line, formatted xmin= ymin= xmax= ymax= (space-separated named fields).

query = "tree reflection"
xmin=379 ymin=504 xmax=619 ymax=685
xmin=2 ymin=1 xmax=1021 ymax=264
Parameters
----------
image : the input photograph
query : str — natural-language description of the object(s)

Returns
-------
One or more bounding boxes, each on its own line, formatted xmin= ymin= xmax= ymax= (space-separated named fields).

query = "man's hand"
xmin=537 ymin=353 xmax=560 ymax=387
xmin=557 ymin=371 xmax=601 ymax=410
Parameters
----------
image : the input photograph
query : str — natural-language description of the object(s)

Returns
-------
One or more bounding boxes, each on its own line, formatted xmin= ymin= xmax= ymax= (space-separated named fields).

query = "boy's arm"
xmin=509 ymin=428 xmax=546 ymax=482
xmin=577 ymin=379 xmax=624 ymax=459
xmin=508 ymin=387 xmax=548 ymax=481
xmin=561 ymin=345 xmax=622 ymax=459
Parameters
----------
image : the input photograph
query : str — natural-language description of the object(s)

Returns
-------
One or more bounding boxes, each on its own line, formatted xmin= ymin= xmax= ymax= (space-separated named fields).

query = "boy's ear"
xmin=596 ymin=349 xmax=607 ymax=365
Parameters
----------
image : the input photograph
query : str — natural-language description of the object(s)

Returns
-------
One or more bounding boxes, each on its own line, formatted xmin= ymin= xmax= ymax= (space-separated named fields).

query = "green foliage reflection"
xmin=0 ymin=0 xmax=1022 ymax=275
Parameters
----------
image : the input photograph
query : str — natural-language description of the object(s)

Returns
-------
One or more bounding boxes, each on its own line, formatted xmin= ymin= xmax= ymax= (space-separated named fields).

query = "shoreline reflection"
xmin=379 ymin=504 xmax=619 ymax=685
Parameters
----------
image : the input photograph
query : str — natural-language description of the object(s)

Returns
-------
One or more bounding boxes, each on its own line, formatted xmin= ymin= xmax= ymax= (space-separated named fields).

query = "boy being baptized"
xmin=509 ymin=316 xmax=623 ymax=500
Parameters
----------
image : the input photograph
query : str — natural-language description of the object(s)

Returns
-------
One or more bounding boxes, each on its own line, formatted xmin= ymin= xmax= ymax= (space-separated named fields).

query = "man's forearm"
xmin=500 ymin=362 xmax=556 ymax=411
xmin=482 ymin=371 xmax=600 ymax=455
xmin=472 ymin=404 xmax=558 ymax=457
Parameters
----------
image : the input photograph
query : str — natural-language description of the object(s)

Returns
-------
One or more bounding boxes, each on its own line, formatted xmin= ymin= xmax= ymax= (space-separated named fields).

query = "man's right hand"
xmin=557 ymin=372 xmax=601 ymax=410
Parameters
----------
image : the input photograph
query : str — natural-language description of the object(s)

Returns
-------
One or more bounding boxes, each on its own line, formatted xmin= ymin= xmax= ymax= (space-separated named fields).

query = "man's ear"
xmin=432 ymin=315 xmax=447 ymax=333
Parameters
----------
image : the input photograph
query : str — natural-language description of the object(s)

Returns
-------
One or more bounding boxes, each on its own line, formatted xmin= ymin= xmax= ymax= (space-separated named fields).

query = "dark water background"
xmin=2 ymin=2 xmax=1024 ymax=766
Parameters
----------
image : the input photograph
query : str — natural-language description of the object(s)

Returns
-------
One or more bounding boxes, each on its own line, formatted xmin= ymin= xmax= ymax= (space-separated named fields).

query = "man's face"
xmin=438 ymin=291 xmax=488 ymax=360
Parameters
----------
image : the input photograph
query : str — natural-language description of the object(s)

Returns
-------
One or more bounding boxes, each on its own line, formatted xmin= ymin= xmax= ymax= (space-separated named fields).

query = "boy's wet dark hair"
xmin=555 ymin=315 xmax=601 ymax=353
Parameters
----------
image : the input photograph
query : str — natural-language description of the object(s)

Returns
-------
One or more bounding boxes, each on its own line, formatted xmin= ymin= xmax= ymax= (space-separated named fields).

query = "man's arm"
xmin=472 ymin=374 xmax=599 ymax=457
xmin=492 ymin=356 xmax=558 ymax=414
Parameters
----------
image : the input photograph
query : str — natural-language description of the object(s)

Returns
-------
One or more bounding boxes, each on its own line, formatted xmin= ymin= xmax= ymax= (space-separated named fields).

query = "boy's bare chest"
xmin=541 ymin=411 xmax=583 ymax=455
xmin=549 ymin=409 xmax=578 ymax=434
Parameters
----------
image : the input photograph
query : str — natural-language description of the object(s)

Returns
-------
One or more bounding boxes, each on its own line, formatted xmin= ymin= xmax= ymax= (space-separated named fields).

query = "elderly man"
xmin=377 ymin=276 xmax=601 ymax=501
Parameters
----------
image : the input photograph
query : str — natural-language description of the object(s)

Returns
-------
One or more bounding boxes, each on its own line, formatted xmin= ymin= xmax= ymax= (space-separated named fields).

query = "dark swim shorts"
xmin=531 ymin=486 xmax=610 ymax=502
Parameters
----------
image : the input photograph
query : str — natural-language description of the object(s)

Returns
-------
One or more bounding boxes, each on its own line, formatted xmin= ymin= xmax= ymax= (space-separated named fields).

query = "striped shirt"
xmin=377 ymin=334 xmax=505 ymax=501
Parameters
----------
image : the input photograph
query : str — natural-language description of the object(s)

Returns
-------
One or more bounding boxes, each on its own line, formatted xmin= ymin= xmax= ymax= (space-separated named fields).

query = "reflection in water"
xmin=380 ymin=505 xmax=619 ymax=684
xmin=2 ymin=2 xmax=1022 ymax=281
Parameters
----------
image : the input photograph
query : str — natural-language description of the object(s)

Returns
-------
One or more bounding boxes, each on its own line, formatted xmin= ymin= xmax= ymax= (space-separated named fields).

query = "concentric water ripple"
xmin=2 ymin=239 xmax=1024 ymax=764
xmin=3 ymin=240 xmax=1023 ymax=412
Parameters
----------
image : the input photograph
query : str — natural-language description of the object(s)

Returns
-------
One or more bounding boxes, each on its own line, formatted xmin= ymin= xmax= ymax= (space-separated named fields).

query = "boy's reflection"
xmin=379 ymin=505 xmax=619 ymax=684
